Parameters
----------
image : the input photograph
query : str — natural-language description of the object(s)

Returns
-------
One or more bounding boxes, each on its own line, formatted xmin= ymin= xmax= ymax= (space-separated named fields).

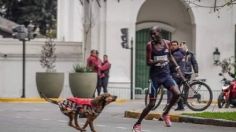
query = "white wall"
xmin=83 ymin=0 xmax=144 ymax=99
xmin=137 ymin=0 xmax=193 ymax=50
xmin=191 ymin=1 xmax=236 ymax=97
xmin=104 ymin=0 xmax=236 ymax=99
xmin=0 ymin=0 xmax=85 ymax=98
xmin=2 ymin=0 xmax=235 ymax=99
xmin=0 ymin=39 xmax=83 ymax=98
xmin=57 ymin=0 xmax=83 ymax=42
xmin=103 ymin=0 xmax=144 ymax=99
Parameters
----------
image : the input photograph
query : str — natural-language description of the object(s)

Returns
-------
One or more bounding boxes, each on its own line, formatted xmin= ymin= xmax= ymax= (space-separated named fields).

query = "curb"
xmin=0 ymin=97 xmax=128 ymax=104
xmin=114 ymin=99 xmax=129 ymax=104
xmin=179 ymin=115 xmax=236 ymax=127
xmin=124 ymin=111 xmax=181 ymax=122
xmin=124 ymin=110 xmax=236 ymax=127
xmin=0 ymin=98 xmax=62 ymax=103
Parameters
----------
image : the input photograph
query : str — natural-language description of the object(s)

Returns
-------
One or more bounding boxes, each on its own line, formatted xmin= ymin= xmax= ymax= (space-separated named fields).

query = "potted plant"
xmin=69 ymin=63 xmax=97 ymax=98
xmin=36 ymin=35 xmax=64 ymax=98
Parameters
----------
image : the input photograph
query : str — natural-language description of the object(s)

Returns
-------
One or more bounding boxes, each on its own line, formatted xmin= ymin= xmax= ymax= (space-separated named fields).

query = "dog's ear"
xmin=100 ymin=93 xmax=111 ymax=99
xmin=92 ymin=95 xmax=102 ymax=105
xmin=92 ymin=93 xmax=112 ymax=105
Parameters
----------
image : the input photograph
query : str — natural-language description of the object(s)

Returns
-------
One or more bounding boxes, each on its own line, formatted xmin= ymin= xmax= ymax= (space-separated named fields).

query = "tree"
xmin=0 ymin=0 xmax=57 ymax=36
xmin=185 ymin=0 xmax=236 ymax=12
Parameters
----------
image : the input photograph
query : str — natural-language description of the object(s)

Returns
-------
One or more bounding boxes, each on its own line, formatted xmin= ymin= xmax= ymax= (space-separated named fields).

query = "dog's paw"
xmin=91 ymin=129 xmax=96 ymax=132
xmin=68 ymin=123 xmax=73 ymax=127
xmin=76 ymin=127 xmax=86 ymax=131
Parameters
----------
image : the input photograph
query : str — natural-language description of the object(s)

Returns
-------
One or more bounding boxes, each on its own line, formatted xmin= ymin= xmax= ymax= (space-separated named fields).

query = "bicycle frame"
xmin=181 ymin=80 xmax=204 ymax=103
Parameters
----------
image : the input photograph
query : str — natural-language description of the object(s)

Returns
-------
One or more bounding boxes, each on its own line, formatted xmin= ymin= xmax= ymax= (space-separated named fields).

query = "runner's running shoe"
xmin=132 ymin=124 xmax=141 ymax=132
xmin=162 ymin=114 xmax=172 ymax=127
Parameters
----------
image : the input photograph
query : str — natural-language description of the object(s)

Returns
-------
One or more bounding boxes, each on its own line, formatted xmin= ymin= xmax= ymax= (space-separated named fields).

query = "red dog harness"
xmin=58 ymin=97 xmax=99 ymax=117
xmin=67 ymin=98 xmax=93 ymax=106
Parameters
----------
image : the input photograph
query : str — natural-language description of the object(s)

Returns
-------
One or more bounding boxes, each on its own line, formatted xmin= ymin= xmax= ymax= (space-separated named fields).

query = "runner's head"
xmin=150 ymin=26 xmax=162 ymax=43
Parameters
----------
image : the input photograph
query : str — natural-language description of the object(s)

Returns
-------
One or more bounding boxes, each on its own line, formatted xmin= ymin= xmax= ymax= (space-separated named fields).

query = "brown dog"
xmin=42 ymin=93 xmax=117 ymax=132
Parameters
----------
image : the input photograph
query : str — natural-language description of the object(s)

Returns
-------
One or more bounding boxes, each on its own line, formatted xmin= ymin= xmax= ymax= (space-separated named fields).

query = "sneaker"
xmin=162 ymin=114 xmax=172 ymax=127
xmin=132 ymin=124 xmax=141 ymax=132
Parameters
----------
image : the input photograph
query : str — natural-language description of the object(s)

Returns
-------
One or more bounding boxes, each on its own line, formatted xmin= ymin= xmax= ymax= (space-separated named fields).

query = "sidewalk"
xmin=0 ymin=97 xmax=128 ymax=104
xmin=1 ymin=97 xmax=236 ymax=127
xmin=123 ymin=99 xmax=236 ymax=127
xmin=0 ymin=97 xmax=61 ymax=103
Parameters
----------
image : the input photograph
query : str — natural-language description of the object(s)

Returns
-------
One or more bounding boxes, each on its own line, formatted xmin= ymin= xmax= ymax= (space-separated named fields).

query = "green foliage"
xmin=182 ymin=112 xmax=236 ymax=121
xmin=0 ymin=0 xmax=57 ymax=36
xmin=73 ymin=64 xmax=93 ymax=73
xmin=40 ymin=37 xmax=56 ymax=72
xmin=219 ymin=56 xmax=236 ymax=74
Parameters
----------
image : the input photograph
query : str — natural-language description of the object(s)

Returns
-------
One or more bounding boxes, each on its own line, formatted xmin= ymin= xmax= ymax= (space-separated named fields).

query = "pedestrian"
xmin=180 ymin=41 xmax=198 ymax=80
xmin=168 ymin=41 xmax=198 ymax=111
xmin=169 ymin=40 xmax=186 ymax=111
xmin=86 ymin=49 xmax=97 ymax=71
xmin=97 ymin=55 xmax=111 ymax=96
xmin=87 ymin=49 xmax=102 ymax=97
xmin=95 ymin=50 xmax=102 ymax=96
xmin=132 ymin=26 xmax=180 ymax=131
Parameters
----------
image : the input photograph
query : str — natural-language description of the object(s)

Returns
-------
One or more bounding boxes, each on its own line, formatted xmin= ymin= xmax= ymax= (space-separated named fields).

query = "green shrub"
xmin=40 ymin=38 xmax=56 ymax=72
xmin=73 ymin=64 xmax=93 ymax=73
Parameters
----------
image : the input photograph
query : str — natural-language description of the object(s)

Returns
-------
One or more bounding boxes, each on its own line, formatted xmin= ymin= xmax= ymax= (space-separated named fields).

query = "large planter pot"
xmin=36 ymin=72 xmax=64 ymax=98
xmin=69 ymin=72 xmax=97 ymax=98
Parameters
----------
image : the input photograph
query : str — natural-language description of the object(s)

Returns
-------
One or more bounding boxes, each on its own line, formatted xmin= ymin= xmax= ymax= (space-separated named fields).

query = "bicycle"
xmin=145 ymin=78 xmax=213 ymax=111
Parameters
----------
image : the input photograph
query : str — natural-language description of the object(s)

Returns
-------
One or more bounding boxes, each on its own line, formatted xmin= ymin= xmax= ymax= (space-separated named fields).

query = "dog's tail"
xmin=40 ymin=92 xmax=59 ymax=105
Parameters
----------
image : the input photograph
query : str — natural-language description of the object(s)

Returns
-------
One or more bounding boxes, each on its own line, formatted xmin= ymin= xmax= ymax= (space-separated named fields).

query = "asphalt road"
xmin=0 ymin=102 xmax=235 ymax=132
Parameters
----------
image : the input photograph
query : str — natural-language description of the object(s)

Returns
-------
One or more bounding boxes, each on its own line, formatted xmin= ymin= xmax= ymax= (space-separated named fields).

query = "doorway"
xmin=135 ymin=28 xmax=171 ymax=90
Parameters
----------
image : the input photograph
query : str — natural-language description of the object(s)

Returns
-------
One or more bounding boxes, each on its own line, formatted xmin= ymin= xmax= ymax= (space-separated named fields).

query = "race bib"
xmin=165 ymin=49 xmax=169 ymax=53
xmin=154 ymin=55 xmax=168 ymax=61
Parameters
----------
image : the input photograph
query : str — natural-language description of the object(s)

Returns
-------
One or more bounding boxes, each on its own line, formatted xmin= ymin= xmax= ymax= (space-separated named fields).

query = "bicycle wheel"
xmin=184 ymin=81 xmax=213 ymax=111
xmin=144 ymin=86 xmax=164 ymax=110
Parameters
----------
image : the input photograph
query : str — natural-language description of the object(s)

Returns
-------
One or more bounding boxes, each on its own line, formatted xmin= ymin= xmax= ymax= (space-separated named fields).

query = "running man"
xmin=132 ymin=26 xmax=180 ymax=131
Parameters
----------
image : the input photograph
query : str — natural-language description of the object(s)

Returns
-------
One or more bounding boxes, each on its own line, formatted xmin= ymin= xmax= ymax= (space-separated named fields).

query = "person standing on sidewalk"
xmin=180 ymin=42 xmax=199 ymax=80
xmin=169 ymin=40 xmax=186 ymax=111
xmin=87 ymin=50 xmax=102 ymax=97
xmin=132 ymin=26 xmax=180 ymax=131
xmin=87 ymin=49 xmax=97 ymax=71
xmin=95 ymin=50 xmax=102 ymax=96
xmin=168 ymin=41 xmax=198 ymax=111
xmin=97 ymin=55 xmax=111 ymax=96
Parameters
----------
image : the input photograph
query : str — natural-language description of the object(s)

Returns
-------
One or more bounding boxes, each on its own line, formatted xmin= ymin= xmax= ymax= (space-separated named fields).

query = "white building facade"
xmin=0 ymin=0 xmax=235 ymax=99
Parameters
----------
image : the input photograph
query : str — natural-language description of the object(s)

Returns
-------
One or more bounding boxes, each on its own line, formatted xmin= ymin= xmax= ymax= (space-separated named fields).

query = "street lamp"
xmin=213 ymin=47 xmax=220 ymax=65
xmin=12 ymin=22 xmax=37 ymax=98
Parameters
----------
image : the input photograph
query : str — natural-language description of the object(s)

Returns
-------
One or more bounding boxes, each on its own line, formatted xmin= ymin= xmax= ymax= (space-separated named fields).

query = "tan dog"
xmin=43 ymin=93 xmax=117 ymax=132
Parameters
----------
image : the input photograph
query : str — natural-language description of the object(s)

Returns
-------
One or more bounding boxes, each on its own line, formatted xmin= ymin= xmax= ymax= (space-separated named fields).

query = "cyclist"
xmin=169 ymin=40 xmax=186 ymax=111
xmin=132 ymin=26 xmax=180 ymax=131
xmin=169 ymin=41 xmax=198 ymax=111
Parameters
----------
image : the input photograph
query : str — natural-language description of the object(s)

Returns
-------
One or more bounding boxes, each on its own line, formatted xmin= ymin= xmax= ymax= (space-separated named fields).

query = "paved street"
xmin=0 ymin=101 xmax=235 ymax=132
